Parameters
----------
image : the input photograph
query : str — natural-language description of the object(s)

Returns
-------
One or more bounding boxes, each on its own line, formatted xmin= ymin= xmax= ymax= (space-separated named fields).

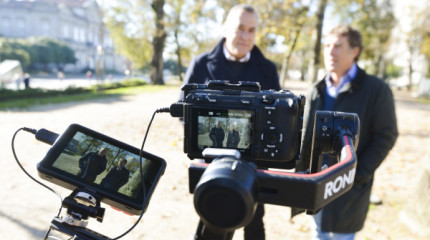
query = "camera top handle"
xmin=181 ymin=80 xmax=261 ymax=99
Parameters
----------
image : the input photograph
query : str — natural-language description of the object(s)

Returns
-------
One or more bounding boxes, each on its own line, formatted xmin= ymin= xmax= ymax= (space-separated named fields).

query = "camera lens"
xmin=197 ymin=186 xmax=246 ymax=228
xmin=193 ymin=158 xmax=257 ymax=230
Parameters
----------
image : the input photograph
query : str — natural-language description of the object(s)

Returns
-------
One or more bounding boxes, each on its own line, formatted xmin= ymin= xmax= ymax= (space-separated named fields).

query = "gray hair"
xmin=224 ymin=4 xmax=259 ymax=27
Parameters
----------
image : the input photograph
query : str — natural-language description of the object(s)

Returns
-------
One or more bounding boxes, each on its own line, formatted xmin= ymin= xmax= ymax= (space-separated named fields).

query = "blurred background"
xmin=1 ymin=1 xmax=430 ymax=239
xmin=0 ymin=0 xmax=429 ymax=95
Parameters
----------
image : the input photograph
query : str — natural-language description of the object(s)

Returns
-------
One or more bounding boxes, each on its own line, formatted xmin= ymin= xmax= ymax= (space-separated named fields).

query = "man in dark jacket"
xmin=77 ymin=147 xmax=108 ymax=183
xmin=181 ymin=4 xmax=280 ymax=240
xmin=100 ymin=158 xmax=130 ymax=192
xmin=181 ymin=4 xmax=280 ymax=99
xmin=298 ymin=25 xmax=398 ymax=239
xmin=227 ymin=124 xmax=241 ymax=148
xmin=209 ymin=121 xmax=225 ymax=147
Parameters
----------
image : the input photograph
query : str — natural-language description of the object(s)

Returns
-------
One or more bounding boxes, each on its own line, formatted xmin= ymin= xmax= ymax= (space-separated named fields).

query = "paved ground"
xmin=0 ymin=80 xmax=429 ymax=239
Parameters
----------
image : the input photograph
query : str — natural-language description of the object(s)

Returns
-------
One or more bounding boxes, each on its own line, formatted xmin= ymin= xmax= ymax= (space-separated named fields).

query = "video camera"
xmin=170 ymin=81 xmax=360 ymax=240
xmin=171 ymin=80 xmax=305 ymax=169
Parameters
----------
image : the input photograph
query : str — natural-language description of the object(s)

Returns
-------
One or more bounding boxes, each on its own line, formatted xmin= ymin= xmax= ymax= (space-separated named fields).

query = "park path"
xmin=0 ymin=81 xmax=429 ymax=240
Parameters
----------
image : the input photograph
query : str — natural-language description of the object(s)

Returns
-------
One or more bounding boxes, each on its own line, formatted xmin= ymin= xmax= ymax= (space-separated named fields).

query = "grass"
xmin=0 ymin=79 xmax=180 ymax=110
xmin=0 ymin=92 xmax=106 ymax=109
xmin=418 ymin=97 xmax=430 ymax=105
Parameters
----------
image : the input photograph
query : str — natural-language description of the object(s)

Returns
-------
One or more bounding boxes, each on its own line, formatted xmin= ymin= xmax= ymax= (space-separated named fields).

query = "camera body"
xmin=178 ymin=81 xmax=305 ymax=169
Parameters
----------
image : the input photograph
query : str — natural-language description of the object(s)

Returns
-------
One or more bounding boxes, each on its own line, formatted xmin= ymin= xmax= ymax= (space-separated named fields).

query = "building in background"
xmin=0 ymin=0 xmax=125 ymax=74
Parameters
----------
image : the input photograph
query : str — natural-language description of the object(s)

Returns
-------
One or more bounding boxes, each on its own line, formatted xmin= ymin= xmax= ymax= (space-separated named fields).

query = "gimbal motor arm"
xmin=256 ymin=130 xmax=357 ymax=211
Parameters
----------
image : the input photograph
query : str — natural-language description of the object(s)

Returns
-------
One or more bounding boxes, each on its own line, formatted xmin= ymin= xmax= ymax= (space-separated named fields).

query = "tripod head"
xmin=44 ymin=189 xmax=110 ymax=240
xmin=62 ymin=190 xmax=105 ymax=225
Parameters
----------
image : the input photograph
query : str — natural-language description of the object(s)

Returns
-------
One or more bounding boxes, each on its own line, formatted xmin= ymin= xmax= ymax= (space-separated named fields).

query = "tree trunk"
xmin=174 ymin=28 xmax=184 ymax=82
xmin=408 ymin=59 xmax=413 ymax=91
xmin=309 ymin=0 xmax=327 ymax=83
xmin=376 ymin=55 xmax=385 ymax=80
xmin=151 ymin=0 xmax=166 ymax=85
xmin=280 ymin=24 xmax=304 ymax=88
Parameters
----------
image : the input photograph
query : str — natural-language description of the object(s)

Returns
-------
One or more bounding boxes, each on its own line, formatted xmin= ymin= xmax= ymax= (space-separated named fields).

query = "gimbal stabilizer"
xmin=188 ymin=111 xmax=360 ymax=240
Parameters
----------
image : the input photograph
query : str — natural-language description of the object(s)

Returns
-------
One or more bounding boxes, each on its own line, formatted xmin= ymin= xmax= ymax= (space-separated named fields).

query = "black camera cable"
xmin=112 ymin=106 xmax=170 ymax=240
xmin=11 ymin=127 xmax=63 ymax=218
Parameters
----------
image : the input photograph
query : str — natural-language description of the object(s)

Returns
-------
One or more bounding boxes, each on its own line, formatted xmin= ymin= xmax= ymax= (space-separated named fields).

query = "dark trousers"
xmin=244 ymin=203 xmax=265 ymax=240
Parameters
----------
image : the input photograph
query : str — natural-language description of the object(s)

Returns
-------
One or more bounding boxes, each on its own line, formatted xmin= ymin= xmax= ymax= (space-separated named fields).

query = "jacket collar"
xmin=207 ymin=38 xmax=264 ymax=62
xmin=317 ymin=66 xmax=367 ymax=95
xmin=206 ymin=38 xmax=266 ymax=80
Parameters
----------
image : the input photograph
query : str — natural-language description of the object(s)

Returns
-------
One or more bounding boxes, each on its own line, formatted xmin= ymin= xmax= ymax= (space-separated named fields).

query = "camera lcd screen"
xmin=193 ymin=108 xmax=254 ymax=157
xmin=37 ymin=124 xmax=166 ymax=215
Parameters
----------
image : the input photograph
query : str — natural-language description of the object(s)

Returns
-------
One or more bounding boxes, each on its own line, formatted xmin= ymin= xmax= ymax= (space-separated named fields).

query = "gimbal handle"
xmin=189 ymin=128 xmax=358 ymax=213
xmin=256 ymin=130 xmax=357 ymax=211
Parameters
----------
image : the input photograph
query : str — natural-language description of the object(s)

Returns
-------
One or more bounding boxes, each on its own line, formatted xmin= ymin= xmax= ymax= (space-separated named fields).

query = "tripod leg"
xmin=44 ymin=219 xmax=75 ymax=240
xmin=44 ymin=227 xmax=52 ymax=240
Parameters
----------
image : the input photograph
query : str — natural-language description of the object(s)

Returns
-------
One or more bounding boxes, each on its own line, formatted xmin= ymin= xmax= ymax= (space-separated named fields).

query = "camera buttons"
xmin=261 ymin=95 xmax=275 ymax=104
xmin=263 ymin=130 xmax=280 ymax=145
xmin=207 ymin=97 xmax=217 ymax=103
xmin=270 ymin=149 xmax=279 ymax=158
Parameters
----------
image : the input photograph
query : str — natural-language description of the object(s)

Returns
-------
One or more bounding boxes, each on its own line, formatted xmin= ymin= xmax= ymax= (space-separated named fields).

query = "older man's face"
xmin=224 ymin=10 xmax=258 ymax=59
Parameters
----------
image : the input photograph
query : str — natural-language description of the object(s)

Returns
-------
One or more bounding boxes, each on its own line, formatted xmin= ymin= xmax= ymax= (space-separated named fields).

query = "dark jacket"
xmin=100 ymin=166 xmax=130 ymax=191
xmin=77 ymin=152 xmax=108 ymax=183
xmin=298 ymin=67 xmax=398 ymax=232
xmin=182 ymin=38 xmax=280 ymax=92
xmin=227 ymin=130 xmax=241 ymax=148
xmin=209 ymin=126 xmax=225 ymax=147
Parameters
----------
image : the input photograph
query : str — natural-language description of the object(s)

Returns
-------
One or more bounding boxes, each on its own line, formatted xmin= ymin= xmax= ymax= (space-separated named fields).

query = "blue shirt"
xmin=323 ymin=63 xmax=358 ymax=110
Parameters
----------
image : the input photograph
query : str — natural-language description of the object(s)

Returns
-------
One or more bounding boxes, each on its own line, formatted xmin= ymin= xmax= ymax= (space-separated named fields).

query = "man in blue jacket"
xmin=298 ymin=25 xmax=398 ymax=239
xmin=181 ymin=4 xmax=280 ymax=240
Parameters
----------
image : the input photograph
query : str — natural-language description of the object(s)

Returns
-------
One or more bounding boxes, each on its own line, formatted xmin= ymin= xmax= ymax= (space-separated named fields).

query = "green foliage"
xmin=0 ymin=38 xmax=31 ymax=66
xmin=0 ymin=87 xmax=91 ymax=102
xmin=164 ymin=59 xmax=186 ymax=75
xmin=421 ymin=32 xmax=430 ymax=61
xmin=211 ymin=0 xmax=311 ymax=53
xmin=332 ymin=0 xmax=395 ymax=61
xmin=0 ymin=79 xmax=147 ymax=101
xmin=0 ymin=47 xmax=30 ymax=66
xmin=97 ymin=78 xmax=147 ymax=90
xmin=79 ymin=136 xmax=103 ymax=155
xmin=100 ymin=0 xmax=429 ymax=84
xmin=385 ymin=63 xmax=402 ymax=78
xmin=104 ymin=0 xmax=153 ymax=69
xmin=27 ymin=37 xmax=77 ymax=65
xmin=0 ymin=37 xmax=76 ymax=68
